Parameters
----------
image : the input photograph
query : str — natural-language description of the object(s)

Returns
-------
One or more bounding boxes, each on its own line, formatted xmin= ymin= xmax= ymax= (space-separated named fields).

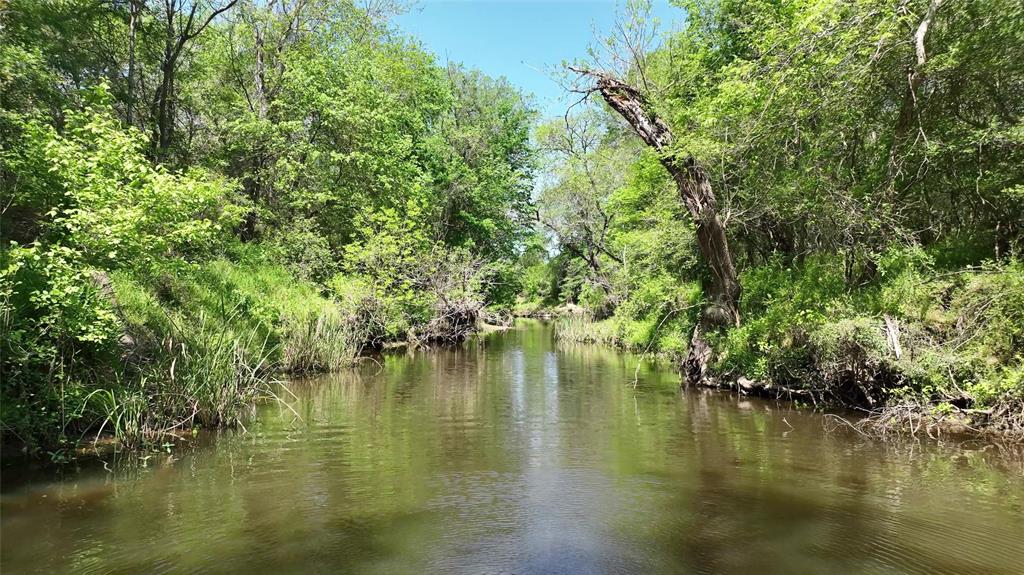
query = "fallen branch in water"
xmin=694 ymin=375 xmax=817 ymax=405
xmin=823 ymin=413 xmax=870 ymax=437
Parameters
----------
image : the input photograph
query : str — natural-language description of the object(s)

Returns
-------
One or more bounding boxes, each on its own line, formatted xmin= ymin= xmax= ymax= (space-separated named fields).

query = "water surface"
xmin=3 ymin=321 xmax=1023 ymax=573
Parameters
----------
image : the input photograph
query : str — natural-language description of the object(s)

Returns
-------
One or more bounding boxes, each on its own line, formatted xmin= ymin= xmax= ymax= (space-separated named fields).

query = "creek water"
xmin=2 ymin=320 xmax=1023 ymax=574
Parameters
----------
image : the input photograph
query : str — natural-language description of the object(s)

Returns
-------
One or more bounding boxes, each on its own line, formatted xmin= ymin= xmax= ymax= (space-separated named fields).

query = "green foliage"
xmin=336 ymin=203 xmax=438 ymax=340
xmin=552 ymin=315 xmax=621 ymax=347
xmin=1 ymin=0 xmax=539 ymax=450
xmin=266 ymin=218 xmax=338 ymax=285
xmin=4 ymin=0 xmax=1022 ymax=446
xmin=874 ymin=246 xmax=935 ymax=318
xmin=971 ymin=365 xmax=1024 ymax=406
xmin=1 ymin=98 xmax=244 ymax=449
xmin=515 ymin=236 xmax=560 ymax=306
xmin=118 ymin=257 xmax=364 ymax=375
xmin=809 ymin=318 xmax=891 ymax=390
xmin=540 ymin=0 xmax=1024 ymax=421
xmin=710 ymin=258 xmax=1024 ymax=406
xmin=533 ymin=119 xmax=702 ymax=358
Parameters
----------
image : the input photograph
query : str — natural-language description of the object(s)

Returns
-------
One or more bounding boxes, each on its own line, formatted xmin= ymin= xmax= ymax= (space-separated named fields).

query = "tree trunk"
xmin=575 ymin=69 xmax=741 ymax=384
xmin=888 ymin=0 xmax=943 ymax=178
xmin=158 ymin=60 xmax=175 ymax=155
xmin=151 ymin=0 xmax=239 ymax=159
xmin=127 ymin=0 xmax=141 ymax=128
xmin=253 ymin=19 xmax=268 ymax=120
xmin=667 ymin=158 xmax=741 ymax=328
xmin=239 ymin=13 xmax=269 ymax=239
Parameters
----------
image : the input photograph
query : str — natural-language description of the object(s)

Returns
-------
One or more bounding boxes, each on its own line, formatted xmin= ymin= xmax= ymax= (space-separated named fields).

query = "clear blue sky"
xmin=393 ymin=1 xmax=685 ymax=119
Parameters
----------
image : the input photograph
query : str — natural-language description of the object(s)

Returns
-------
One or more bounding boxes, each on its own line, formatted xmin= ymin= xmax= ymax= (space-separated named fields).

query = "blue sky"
xmin=393 ymin=1 xmax=685 ymax=119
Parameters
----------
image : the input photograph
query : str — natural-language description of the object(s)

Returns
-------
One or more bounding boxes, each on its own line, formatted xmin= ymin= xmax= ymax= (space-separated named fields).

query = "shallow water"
xmin=2 ymin=321 xmax=1023 ymax=574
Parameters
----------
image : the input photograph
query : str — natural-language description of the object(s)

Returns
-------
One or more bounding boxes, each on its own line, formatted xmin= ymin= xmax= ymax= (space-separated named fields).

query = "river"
xmin=2 ymin=320 xmax=1022 ymax=573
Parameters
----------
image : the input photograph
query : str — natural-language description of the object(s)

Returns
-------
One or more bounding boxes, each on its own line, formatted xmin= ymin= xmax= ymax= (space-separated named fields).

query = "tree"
xmin=431 ymin=64 xmax=537 ymax=259
xmin=535 ymin=111 xmax=632 ymax=312
xmin=152 ymin=0 xmax=237 ymax=158
xmin=570 ymin=65 xmax=741 ymax=383
xmin=125 ymin=0 xmax=146 ymax=128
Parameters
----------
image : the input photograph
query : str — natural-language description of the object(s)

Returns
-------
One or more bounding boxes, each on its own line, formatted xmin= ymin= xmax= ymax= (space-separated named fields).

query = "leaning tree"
xmin=570 ymin=66 xmax=740 ymax=385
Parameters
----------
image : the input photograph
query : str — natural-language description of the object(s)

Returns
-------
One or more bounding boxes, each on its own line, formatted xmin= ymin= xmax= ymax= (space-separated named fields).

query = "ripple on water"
xmin=3 ymin=322 xmax=1024 ymax=574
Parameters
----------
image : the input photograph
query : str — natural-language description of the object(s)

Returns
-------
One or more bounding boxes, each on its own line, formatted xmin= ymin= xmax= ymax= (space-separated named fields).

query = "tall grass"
xmin=281 ymin=307 xmax=366 ymax=373
xmin=76 ymin=259 xmax=368 ymax=449
xmin=553 ymin=315 xmax=621 ymax=346
xmin=81 ymin=310 xmax=277 ymax=448
xmin=197 ymin=261 xmax=368 ymax=372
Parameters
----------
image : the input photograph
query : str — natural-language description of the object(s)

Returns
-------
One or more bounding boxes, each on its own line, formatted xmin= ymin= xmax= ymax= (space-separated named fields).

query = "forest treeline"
xmin=1 ymin=0 xmax=1022 ymax=451
xmin=1 ymin=0 xmax=536 ymax=450
xmin=529 ymin=0 xmax=1023 ymax=436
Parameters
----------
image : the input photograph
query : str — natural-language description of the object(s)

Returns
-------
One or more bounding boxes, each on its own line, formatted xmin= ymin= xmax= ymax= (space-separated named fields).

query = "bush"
xmin=0 ymin=98 xmax=370 ymax=450
xmin=809 ymin=317 xmax=893 ymax=404
xmin=1 ymin=97 xmax=246 ymax=450
xmin=337 ymin=204 xmax=492 ymax=343
xmin=267 ymin=218 xmax=338 ymax=285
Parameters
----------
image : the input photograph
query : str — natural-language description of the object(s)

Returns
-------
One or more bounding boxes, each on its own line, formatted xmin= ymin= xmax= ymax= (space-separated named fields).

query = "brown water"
xmin=2 ymin=320 xmax=1023 ymax=574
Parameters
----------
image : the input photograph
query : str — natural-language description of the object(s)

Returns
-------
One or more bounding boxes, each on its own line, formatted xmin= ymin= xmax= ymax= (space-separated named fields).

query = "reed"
xmin=280 ymin=307 xmax=366 ymax=373
xmin=83 ymin=309 xmax=277 ymax=448
xmin=552 ymin=315 xmax=621 ymax=346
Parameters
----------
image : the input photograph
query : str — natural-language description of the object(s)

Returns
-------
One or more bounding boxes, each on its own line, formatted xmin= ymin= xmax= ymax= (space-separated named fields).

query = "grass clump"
xmin=552 ymin=277 xmax=700 ymax=361
xmin=86 ymin=312 xmax=275 ymax=448
xmin=553 ymin=315 xmax=622 ymax=347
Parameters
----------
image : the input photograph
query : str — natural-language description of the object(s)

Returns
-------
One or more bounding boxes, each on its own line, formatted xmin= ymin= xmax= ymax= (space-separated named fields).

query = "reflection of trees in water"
xmin=657 ymin=390 xmax=1024 ymax=573
xmin=669 ymin=394 xmax=869 ymax=572
xmin=6 ymin=324 xmax=1024 ymax=574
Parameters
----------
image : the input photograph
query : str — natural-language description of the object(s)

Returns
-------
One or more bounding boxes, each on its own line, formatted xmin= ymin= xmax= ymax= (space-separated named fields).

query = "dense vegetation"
xmin=1 ymin=0 xmax=535 ymax=451
xmin=527 ymin=0 xmax=1023 ymax=435
xmin=2 ymin=0 xmax=1022 ymax=451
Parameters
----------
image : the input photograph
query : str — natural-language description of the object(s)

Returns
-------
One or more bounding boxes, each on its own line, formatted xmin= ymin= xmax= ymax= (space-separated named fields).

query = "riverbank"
xmin=2 ymin=3 xmax=537 ymax=458
xmin=535 ymin=258 xmax=1024 ymax=440
xmin=1 ymin=244 xmax=499 ymax=455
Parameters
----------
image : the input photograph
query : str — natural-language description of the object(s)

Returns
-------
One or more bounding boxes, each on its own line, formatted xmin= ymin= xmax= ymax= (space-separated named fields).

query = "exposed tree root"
xmin=856 ymin=399 xmax=1024 ymax=441
xmin=689 ymin=371 xmax=1024 ymax=441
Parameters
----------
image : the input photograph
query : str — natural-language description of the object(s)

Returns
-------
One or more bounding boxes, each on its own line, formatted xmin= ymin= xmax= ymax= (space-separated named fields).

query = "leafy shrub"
xmin=875 ymin=245 xmax=934 ymax=318
xmin=337 ymin=203 xmax=493 ymax=343
xmin=577 ymin=282 xmax=610 ymax=318
xmin=711 ymin=254 xmax=1023 ymax=409
xmin=1 ymin=97 xmax=243 ymax=449
xmin=809 ymin=317 xmax=893 ymax=404
xmin=267 ymin=218 xmax=338 ymax=285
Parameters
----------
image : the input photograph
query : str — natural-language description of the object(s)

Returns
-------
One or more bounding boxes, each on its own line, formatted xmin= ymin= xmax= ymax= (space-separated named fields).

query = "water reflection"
xmin=2 ymin=321 xmax=1023 ymax=574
